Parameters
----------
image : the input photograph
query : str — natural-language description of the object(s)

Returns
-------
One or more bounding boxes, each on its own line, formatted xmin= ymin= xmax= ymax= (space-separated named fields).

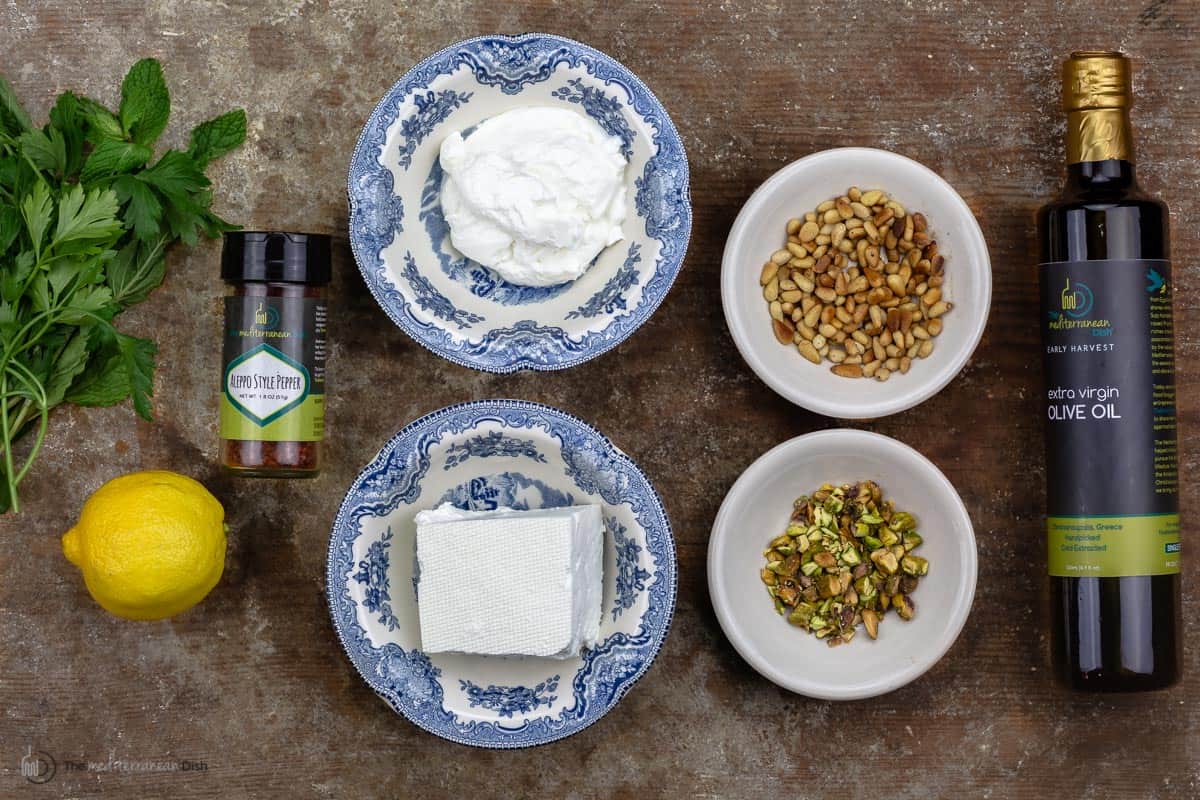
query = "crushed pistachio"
xmin=758 ymin=480 xmax=929 ymax=646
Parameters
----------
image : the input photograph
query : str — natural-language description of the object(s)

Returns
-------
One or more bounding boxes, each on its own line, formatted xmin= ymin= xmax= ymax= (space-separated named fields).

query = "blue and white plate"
xmin=326 ymin=400 xmax=677 ymax=747
xmin=347 ymin=33 xmax=692 ymax=372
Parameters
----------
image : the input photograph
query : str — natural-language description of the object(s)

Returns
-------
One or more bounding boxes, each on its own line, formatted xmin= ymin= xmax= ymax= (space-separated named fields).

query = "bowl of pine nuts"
xmin=721 ymin=148 xmax=991 ymax=418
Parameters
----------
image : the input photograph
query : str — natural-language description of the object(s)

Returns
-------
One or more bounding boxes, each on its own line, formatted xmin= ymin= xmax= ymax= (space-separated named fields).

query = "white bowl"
xmin=721 ymin=148 xmax=991 ymax=418
xmin=707 ymin=429 xmax=977 ymax=700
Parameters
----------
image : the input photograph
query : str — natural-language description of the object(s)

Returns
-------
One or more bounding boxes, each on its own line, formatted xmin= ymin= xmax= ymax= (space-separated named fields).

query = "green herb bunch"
xmin=0 ymin=59 xmax=246 ymax=512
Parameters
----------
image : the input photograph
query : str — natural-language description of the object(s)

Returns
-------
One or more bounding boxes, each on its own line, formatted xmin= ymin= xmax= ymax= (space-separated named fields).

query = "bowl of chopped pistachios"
xmin=720 ymin=147 xmax=990 ymax=418
xmin=707 ymin=429 xmax=977 ymax=699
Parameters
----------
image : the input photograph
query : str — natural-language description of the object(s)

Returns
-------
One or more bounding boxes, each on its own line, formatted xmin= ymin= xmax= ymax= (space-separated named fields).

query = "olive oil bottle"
xmin=1038 ymin=52 xmax=1181 ymax=691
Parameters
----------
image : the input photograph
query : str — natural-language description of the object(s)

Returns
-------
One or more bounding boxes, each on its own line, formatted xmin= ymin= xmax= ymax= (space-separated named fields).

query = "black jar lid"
xmin=221 ymin=231 xmax=332 ymax=285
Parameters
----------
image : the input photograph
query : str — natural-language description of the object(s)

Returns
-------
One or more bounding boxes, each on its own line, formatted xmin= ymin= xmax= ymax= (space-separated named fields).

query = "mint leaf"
xmin=119 ymin=58 xmax=170 ymax=146
xmin=188 ymin=109 xmax=247 ymax=167
xmin=117 ymin=332 xmax=155 ymax=420
xmin=80 ymin=138 xmax=153 ymax=184
xmin=48 ymin=92 xmax=85 ymax=177
xmin=111 ymin=175 xmax=162 ymax=241
xmin=0 ymin=73 xmax=32 ymax=136
xmin=75 ymin=95 xmax=124 ymax=142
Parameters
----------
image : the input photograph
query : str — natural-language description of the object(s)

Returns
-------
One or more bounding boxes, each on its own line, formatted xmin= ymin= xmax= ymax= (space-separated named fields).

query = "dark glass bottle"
xmin=1038 ymin=52 xmax=1181 ymax=691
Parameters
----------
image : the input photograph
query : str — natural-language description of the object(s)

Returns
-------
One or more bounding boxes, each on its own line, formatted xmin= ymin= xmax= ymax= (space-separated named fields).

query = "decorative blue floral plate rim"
xmin=346 ymin=33 xmax=692 ymax=373
xmin=326 ymin=399 xmax=677 ymax=747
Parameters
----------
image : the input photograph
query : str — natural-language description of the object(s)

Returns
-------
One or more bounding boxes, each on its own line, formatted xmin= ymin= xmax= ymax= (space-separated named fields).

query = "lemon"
xmin=62 ymin=470 xmax=226 ymax=620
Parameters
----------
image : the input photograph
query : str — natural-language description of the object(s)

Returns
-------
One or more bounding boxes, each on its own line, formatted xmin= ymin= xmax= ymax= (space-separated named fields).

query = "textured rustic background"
xmin=1 ymin=0 xmax=1197 ymax=798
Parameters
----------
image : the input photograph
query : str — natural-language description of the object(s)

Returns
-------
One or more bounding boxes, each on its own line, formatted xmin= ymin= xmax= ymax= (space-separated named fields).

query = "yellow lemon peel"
xmin=62 ymin=470 xmax=226 ymax=620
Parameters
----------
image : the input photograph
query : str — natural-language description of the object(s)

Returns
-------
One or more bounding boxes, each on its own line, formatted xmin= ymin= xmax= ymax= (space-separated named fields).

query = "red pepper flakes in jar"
xmin=219 ymin=232 xmax=330 ymax=478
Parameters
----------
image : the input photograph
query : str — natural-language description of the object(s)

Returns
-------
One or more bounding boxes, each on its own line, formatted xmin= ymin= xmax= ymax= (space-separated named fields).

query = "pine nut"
xmin=761 ymin=187 xmax=951 ymax=376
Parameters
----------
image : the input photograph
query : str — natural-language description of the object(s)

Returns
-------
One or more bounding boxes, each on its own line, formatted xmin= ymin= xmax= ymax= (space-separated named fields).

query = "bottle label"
xmin=221 ymin=296 xmax=326 ymax=442
xmin=1040 ymin=258 xmax=1179 ymax=576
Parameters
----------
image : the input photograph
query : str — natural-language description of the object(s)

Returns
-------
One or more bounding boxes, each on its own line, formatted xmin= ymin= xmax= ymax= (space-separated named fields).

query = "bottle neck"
xmin=1065 ymin=159 xmax=1137 ymax=193
xmin=1065 ymin=107 xmax=1137 ymax=193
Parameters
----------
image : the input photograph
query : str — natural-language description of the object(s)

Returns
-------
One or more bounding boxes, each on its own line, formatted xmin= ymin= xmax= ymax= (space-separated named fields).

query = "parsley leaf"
xmin=163 ymin=191 xmax=208 ymax=245
xmin=65 ymin=348 xmax=130 ymax=408
xmin=52 ymin=185 xmax=122 ymax=255
xmin=111 ymin=174 xmax=162 ymax=241
xmin=18 ymin=128 xmax=67 ymax=175
xmin=141 ymin=149 xmax=210 ymax=202
xmin=58 ymin=285 xmax=115 ymax=324
xmin=106 ymin=237 xmax=167 ymax=307
xmin=20 ymin=181 xmax=53 ymax=257
xmin=0 ymin=206 xmax=19 ymax=253
xmin=0 ymin=57 xmax=245 ymax=512
xmin=44 ymin=328 xmax=93 ymax=407
xmin=116 ymin=331 xmax=156 ymax=420
xmin=0 ymin=251 xmax=34 ymax=305
xmin=0 ymin=73 xmax=32 ymax=137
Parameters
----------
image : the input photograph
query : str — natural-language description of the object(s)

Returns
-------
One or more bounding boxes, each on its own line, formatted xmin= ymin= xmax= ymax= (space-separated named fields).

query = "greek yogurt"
xmin=438 ymin=106 xmax=627 ymax=287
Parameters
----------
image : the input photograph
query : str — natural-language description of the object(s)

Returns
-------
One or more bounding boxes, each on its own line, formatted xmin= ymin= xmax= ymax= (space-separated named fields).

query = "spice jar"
xmin=219 ymin=231 xmax=330 ymax=477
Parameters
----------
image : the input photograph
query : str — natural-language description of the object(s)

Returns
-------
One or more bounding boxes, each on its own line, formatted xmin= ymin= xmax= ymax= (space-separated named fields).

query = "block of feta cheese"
xmin=414 ymin=503 xmax=604 ymax=659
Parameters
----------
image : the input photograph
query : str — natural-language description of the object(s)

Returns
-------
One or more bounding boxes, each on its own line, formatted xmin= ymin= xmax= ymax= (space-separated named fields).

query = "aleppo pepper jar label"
xmin=219 ymin=232 xmax=331 ymax=477
xmin=221 ymin=295 xmax=326 ymax=440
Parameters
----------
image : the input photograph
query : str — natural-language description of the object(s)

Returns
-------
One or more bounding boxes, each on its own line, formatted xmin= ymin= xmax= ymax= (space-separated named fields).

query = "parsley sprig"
xmin=0 ymin=59 xmax=245 ymax=512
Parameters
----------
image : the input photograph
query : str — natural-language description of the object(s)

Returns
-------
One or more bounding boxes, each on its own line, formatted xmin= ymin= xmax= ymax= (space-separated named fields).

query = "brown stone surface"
xmin=1 ymin=1 xmax=1198 ymax=797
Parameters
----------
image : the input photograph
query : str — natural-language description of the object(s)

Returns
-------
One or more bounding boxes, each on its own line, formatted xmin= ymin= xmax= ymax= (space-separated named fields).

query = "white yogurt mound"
xmin=438 ymin=106 xmax=628 ymax=287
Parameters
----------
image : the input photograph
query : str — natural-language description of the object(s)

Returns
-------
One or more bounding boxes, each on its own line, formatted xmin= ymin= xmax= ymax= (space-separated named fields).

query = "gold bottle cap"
xmin=1063 ymin=51 xmax=1134 ymax=163
xmin=1063 ymin=51 xmax=1132 ymax=111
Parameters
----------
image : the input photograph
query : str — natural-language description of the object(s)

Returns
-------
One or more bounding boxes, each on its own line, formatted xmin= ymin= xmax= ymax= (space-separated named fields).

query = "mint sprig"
xmin=0 ymin=58 xmax=246 ymax=512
